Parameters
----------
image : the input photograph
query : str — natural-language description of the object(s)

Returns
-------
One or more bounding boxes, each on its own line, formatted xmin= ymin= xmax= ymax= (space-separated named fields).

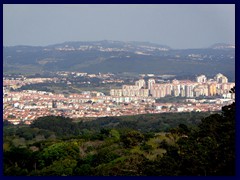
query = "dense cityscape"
xmin=3 ymin=72 xmax=234 ymax=125
xmin=3 ymin=4 xmax=235 ymax=176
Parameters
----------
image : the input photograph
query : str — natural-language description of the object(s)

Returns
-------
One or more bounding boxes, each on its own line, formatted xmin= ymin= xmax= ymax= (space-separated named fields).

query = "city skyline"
xmin=3 ymin=4 xmax=236 ymax=176
xmin=3 ymin=4 xmax=235 ymax=49
xmin=3 ymin=71 xmax=235 ymax=124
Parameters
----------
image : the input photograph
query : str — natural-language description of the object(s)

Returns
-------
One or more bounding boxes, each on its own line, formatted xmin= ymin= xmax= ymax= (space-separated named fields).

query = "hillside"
xmin=3 ymin=41 xmax=235 ymax=80
xmin=3 ymin=102 xmax=235 ymax=176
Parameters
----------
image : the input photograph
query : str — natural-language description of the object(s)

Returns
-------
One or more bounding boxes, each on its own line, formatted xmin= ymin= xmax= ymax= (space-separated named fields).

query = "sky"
xmin=3 ymin=4 xmax=235 ymax=49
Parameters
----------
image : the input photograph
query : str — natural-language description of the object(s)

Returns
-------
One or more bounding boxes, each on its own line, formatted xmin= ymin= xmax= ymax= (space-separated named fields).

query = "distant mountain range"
xmin=210 ymin=43 xmax=235 ymax=49
xmin=3 ymin=40 xmax=235 ymax=80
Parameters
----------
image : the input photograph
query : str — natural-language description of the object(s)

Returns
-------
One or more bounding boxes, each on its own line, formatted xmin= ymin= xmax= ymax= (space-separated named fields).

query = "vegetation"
xmin=3 ymin=41 xmax=235 ymax=81
xmin=3 ymin=88 xmax=235 ymax=176
xmin=16 ymin=81 xmax=121 ymax=95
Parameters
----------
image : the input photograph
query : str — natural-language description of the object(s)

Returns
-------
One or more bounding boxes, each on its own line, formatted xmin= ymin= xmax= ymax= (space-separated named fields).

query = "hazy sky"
xmin=3 ymin=4 xmax=235 ymax=49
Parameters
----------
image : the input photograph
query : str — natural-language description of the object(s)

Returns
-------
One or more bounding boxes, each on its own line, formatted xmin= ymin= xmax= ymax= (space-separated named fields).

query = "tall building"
xmin=139 ymin=89 xmax=149 ymax=97
xmin=180 ymin=85 xmax=186 ymax=97
xmin=110 ymin=89 xmax=123 ymax=96
xmin=151 ymin=84 xmax=162 ymax=98
xmin=110 ymin=79 xmax=149 ymax=97
xmin=150 ymin=83 xmax=172 ymax=98
xmin=165 ymin=84 xmax=172 ymax=96
xmin=148 ymin=78 xmax=155 ymax=95
xmin=193 ymin=85 xmax=208 ymax=97
xmin=196 ymin=75 xmax=207 ymax=83
xmin=172 ymin=79 xmax=179 ymax=85
xmin=193 ymin=84 xmax=208 ymax=97
xmin=172 ymin=79 xmax=180 ymax=97
xmin=172 ymin=84 xmax=180 ymax=97
xmin=185 ymin=84 xmax=194 ymax=97
xmin=135 ymin=79 xmax=146 ymax=89
xmin=122 ymin=85 xmax=140 ymax=97
xmin=208 ymin=83 xmax=217 ymax=96
xmin=214 ymin=73 xmax=228 ymax=83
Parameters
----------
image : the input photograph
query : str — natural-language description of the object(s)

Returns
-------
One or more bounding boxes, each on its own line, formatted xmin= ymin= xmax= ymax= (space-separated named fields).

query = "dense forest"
xmin=3 ymin=91 xmax=235 ymax=176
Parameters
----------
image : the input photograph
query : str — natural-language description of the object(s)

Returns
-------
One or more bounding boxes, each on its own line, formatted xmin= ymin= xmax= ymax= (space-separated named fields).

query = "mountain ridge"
xmin=3 ymin=41 xmax=235 ymax=80
xmin=4 ymin=40 xmax=235 ymax=50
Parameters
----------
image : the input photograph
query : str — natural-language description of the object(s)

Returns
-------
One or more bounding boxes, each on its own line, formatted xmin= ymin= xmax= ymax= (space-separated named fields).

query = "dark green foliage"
xmin=74 ymin=164 xmax=92 ymax=175
xmin=4 ymin=166 xmax=29 ymax=176
xmin=3 ymin=126 xmax=16 ymax=137
xmin=140 ymin=143 xmax=153 ymax=152
xmin=158 ymin=102 xmax=235 ymax=176
xmin=93 ymin=154 xmax=147 ymax=176
xmin=16 ymin=127 xmax=36 ymax=140
xmin=121 ymin=130 xmax=144 ymax=148
xmin=4 ymin=147 xmax=32 ymax=175
xmin=31 ymin=116 xmax=81 ymax=137
xmin=143 ymin=155 xmax=180 ymax=176
xmin=3 ymin=120 xmax=14 ymax=127
xmin=37 ymin=158 xmax=77 ymax=176
xmin=93 ymin=148 xmax=120 ymax=166
xmin=14 ymin=126 xmax=54 ymax=141
xmin=3 ymin=101 xmax=235 ymax=176
xmin=37 ymin=141 xmax=80 ymax=168
xmin=77 ymin=112 xmax=211 ymax=132
xmin=143 ymin=132 xmax=155 ymax=141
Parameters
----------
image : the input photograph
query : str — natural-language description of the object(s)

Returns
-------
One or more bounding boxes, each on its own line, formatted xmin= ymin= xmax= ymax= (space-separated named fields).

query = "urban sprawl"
xmin=3 ymin=72 xmax=235 ymax=125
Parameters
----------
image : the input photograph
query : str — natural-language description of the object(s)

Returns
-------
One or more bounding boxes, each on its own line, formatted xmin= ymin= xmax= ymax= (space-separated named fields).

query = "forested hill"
xmin=3 ymin=101 xmax=235 ymax=176
xmin=3 ymin=41 xmax=235 ymax=80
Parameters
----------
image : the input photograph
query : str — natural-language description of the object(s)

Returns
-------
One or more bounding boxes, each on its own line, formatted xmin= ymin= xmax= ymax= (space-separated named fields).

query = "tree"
xmin=120 ymin=130 xmax=144 ymax=148
xmin=37 ymin=158 xmax=77 ymax=176
xmin=38 ymin=142 xmax=80 ymax=168
xmin=4 ymin=147 xmax=32 ymax=175
xmin=3 ymin=120 xmax=14 ymax=127
xmin=176 ymin=100 xmax=235 ymax=175
xmin=150 ymin=87 xmax=236 ymax=176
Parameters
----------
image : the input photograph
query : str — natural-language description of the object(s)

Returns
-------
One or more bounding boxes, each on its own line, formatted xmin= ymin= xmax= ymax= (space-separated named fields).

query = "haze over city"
xmin=3 ymin=4 xmax=235 ymax=49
